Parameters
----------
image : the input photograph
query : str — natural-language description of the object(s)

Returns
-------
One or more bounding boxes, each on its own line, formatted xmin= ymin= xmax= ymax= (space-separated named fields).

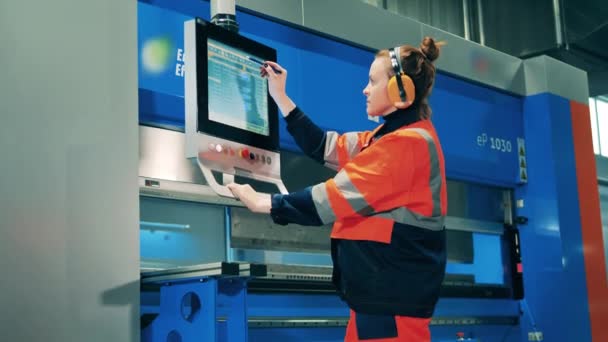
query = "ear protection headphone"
xmin=387 ymin=47 xmax=416 ymax=105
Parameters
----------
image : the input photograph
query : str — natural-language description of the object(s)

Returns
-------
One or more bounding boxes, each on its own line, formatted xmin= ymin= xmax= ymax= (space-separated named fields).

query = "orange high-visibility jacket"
xmin=312 ymin=117 xmax=447 ymax=243
xmin=271 ymin=106 xmax=447 ymax=318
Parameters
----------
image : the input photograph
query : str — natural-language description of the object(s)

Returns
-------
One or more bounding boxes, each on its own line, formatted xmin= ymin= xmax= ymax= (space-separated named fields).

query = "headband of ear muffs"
xmin=387 ymin=47 xmax=416 ymax=106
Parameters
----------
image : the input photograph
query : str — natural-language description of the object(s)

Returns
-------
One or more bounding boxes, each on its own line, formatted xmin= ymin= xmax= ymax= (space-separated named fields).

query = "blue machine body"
xmin=137 ymin=0 xmax=523 ymax=187
xmin=137 ymin=1 xmax=601 ymax=341
xmin=515 ymin=94 xmax=593 ymax=341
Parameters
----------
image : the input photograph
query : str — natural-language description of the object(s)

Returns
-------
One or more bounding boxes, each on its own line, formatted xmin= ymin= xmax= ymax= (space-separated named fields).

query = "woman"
xmin=228 ymin=37 xmax=447 ymax=341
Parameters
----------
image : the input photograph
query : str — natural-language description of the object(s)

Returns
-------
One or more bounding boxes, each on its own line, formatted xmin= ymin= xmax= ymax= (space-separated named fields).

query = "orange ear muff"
xmin=387 ymin=74 xmax=415 ymax=105
xmin=387 ymin=46 xmax=416 ymax=107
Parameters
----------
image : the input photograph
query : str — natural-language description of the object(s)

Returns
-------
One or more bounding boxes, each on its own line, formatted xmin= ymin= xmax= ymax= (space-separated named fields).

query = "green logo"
xmin=142 ymin=37 xmax=172 ymax=73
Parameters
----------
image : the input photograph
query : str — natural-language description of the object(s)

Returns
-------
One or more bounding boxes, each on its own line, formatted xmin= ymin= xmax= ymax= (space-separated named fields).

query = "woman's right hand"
xmin=261 ymin=61 xmax=286 ymax=100
xmin=261 ymin=61 xmax=295 ymax=116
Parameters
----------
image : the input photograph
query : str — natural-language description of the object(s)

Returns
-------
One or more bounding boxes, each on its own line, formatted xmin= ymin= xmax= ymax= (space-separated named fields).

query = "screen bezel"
xmin=195 ymin=19 xmax=279 ymax=152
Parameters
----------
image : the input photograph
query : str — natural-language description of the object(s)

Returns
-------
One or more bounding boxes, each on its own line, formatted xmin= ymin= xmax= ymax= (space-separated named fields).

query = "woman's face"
xmin=363 ymin=57 xmax=395 ymax=117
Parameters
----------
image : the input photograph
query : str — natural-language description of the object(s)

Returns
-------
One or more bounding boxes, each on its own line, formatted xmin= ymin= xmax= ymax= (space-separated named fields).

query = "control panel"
xmin=207 ymin=142 xmax=272 ymax=166
xmin=195 ymin=134 xmax=280 ymax=178
xmin=190 ymin=133 xmax=287 ymax=198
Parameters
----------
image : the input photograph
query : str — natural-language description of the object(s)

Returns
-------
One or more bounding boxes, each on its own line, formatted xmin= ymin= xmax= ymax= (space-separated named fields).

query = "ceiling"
xmin=548 ymin=0 xmax=608 ymax=96
xmin=479 ymin=0 xmax=607 ymax=96
xmin=374 ymin=0 xmax=608 ymax=96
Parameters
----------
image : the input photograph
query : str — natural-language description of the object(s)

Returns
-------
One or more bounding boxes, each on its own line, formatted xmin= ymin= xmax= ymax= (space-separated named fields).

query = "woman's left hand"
xmin=226 ymin=183 xmax=272 ymax=214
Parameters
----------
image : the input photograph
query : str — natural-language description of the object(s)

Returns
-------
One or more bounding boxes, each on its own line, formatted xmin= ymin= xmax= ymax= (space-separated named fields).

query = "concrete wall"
xmin=0 ymin=1 xmax=139 ymax=341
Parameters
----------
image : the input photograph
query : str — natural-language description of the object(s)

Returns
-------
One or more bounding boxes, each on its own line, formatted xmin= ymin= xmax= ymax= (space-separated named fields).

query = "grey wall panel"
xmin=597 ymin=156 xmax=608 ymax=183
xmin=523 ymin=56 xmax=549 ymax=97
xmin=237 ymin=0 xmax=303 ymax=25
xmin=544 ymin=56 xmax=590 ymax=104
xmin=589 ymin=71 xmax=608 ymax=97
xmin=524 ymin=55 xmax=590 ymax=104
xmin=303 ymin=0 xmax=422 ymax=50
xmin=140 ymin=126 xmax=205 ymax=184
xmin=422 ymin=24 xmax=526 ymax=95
xmin=599 ymin=184 xmax=608 ymax=278
xmin=0 ymin=0 xmax=139 ymax=341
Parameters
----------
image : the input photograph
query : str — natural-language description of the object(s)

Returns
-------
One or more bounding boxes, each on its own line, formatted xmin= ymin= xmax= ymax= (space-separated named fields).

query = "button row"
xmin=208 ymin=143 xmax=272 ymax=165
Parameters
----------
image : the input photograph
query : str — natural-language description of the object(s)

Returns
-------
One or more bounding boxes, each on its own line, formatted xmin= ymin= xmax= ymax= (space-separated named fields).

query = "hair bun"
xmin=420 ymin=36 xmax=443 ymax=62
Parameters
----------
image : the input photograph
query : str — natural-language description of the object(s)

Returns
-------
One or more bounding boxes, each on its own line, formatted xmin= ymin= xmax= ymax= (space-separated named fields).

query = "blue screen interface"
xmin=207 ymin=38 xmax=269 ymax=136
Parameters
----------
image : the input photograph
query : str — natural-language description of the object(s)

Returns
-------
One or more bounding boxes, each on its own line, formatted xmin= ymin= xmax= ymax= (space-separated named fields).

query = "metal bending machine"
xmin=138 ymin=0 xmax=604 ymax=341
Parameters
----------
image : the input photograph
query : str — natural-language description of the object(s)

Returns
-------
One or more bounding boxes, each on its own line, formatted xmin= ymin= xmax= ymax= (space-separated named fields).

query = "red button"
xmin=240 ymin=148 xmax=249 ymax=158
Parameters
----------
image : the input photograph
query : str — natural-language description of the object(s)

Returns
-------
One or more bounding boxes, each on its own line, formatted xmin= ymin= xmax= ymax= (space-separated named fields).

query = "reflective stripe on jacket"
xmin=270 ymin=107 xmax=447 ymax=317
xmin=312 ymin=119 xmax=447 ymax=243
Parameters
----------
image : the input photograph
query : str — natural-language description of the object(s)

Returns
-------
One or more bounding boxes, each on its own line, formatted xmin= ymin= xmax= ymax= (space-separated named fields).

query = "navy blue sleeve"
xmin=270 ymin=187 xmax=324 ymax=226
xmin=285 ymin=107 xmax=326 ymax=163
